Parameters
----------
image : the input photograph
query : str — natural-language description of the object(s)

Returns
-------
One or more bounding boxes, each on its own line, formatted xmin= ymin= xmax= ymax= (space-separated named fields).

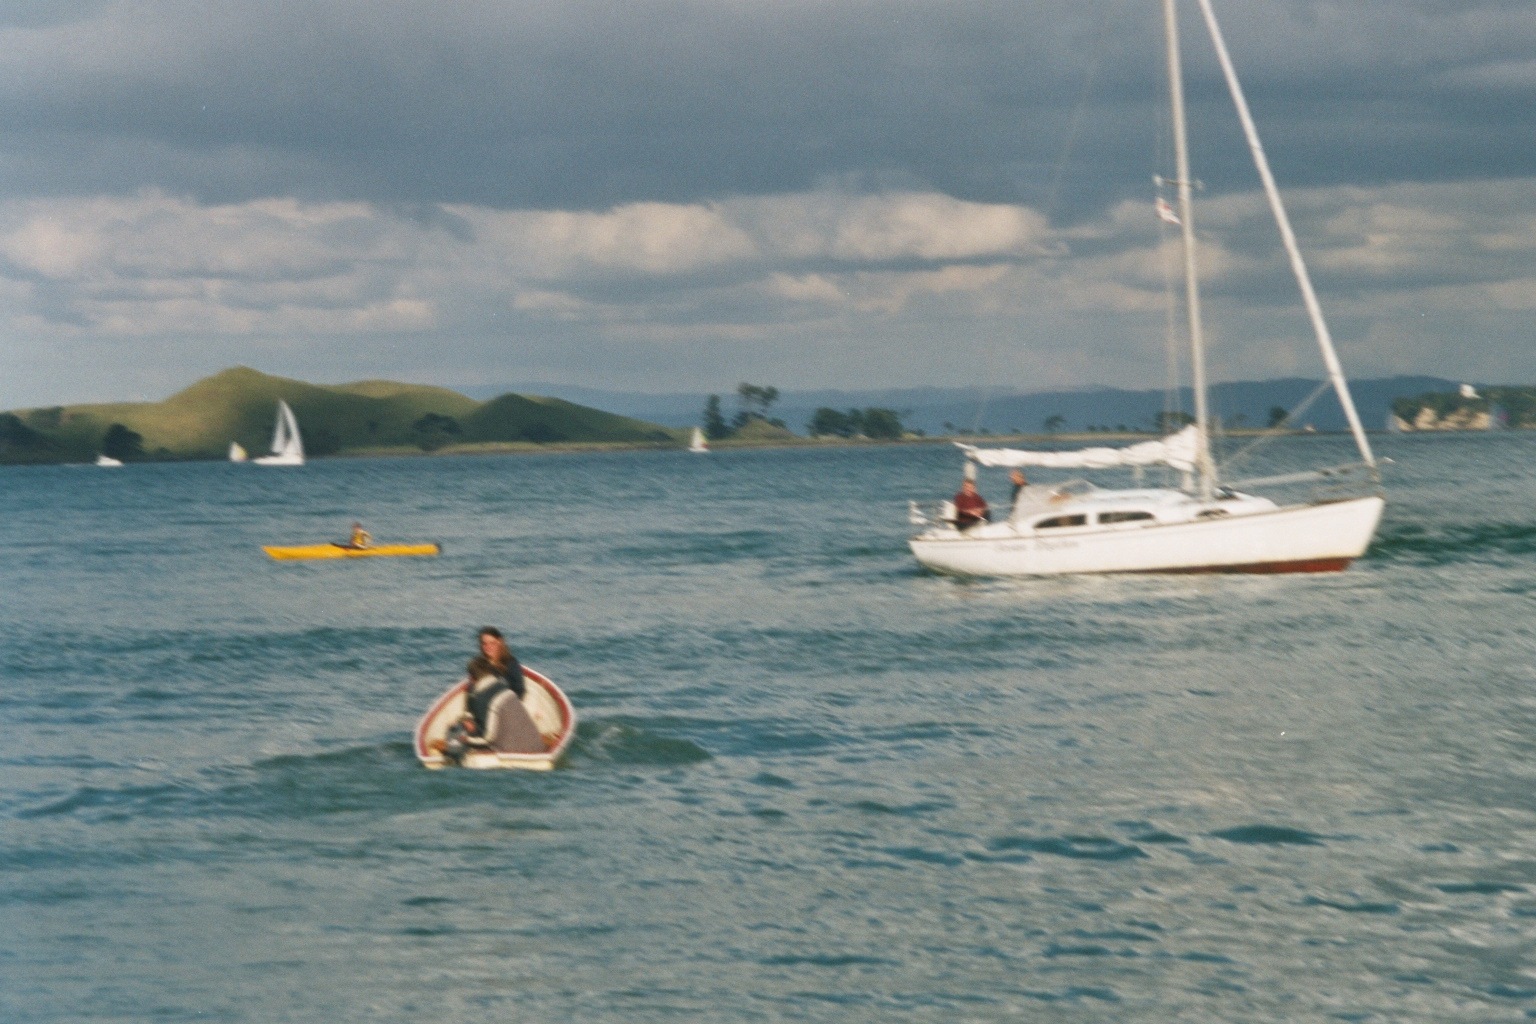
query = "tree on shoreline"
xmin=102 ymin=423 xmax=145 ymax=461
xmin=702 ymin=395 xmax=729 ymax=439
xmin=807 ymin=406 xmax=905 ymax=439
xmin=733 ymin=383 xmax=785 ymax=431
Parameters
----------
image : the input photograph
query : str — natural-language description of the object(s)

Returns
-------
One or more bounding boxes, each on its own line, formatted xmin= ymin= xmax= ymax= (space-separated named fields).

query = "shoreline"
xmin=2 ymin=425 xmax=1520 ymax=468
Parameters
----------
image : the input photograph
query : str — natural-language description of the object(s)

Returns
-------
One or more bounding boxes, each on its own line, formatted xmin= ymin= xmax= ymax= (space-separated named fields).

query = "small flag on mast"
xmin=1155 ymin=197 xmax=1181 ymax=226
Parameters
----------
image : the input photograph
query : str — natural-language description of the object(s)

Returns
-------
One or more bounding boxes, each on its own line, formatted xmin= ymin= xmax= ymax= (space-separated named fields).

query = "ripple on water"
xmin=1209 ymin=824 xmax=1327 ymax=846
xmin=1369 ymin=520 xmax=1536 ymax=565
xmin=572 ymin=718 xmax=712 ymax=767
xmin=972 ymin=834 xmax=1148 ymax=863
xmin=1302 ymin=895 xmax=1400 ymax=914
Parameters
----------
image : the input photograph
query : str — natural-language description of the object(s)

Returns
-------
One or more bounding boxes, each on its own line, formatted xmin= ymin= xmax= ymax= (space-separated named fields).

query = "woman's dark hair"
xmin=478 ymin=626 xmax=504 ymax=640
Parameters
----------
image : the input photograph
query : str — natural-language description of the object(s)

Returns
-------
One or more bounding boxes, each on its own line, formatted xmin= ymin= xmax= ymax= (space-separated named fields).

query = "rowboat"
xmin=414 ymin=668 xmax=577 ymax=770
xmin=263 ymin=541 xmax=440 ymax=560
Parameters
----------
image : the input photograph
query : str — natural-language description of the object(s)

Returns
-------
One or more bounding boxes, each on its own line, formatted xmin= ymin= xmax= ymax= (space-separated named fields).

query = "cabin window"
xmin=1034 ymin=514 xmax=1088 ymax=529
xmin=1099 ymin=510 xmax=1154 ymax=524
xmin=1196 ymin=508 xmax=1229 ymax=519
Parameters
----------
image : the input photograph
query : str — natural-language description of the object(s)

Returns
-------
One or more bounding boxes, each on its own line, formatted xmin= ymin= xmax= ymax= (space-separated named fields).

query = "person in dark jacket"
xmin=463 ymin=626 xmax=525 ymax=736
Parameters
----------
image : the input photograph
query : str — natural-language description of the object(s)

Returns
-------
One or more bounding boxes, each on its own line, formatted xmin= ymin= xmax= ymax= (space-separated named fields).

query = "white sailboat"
xmin=228 ymin=441 xmax=248 ymax=462
xmin=689 ymin=426 xmax=709 ymax=453
xmin=909 ymin=0 xmax=1384 ymax=577
xmin=252 ymin=401 xmax=305 ymax=466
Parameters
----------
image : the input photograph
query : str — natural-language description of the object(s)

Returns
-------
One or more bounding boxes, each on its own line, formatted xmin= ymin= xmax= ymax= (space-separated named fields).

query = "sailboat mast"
xmin=1191 ymin=0 xmax=1376 ymax=470
xmin=1164 ymin=0 xmax=1217 ymax=499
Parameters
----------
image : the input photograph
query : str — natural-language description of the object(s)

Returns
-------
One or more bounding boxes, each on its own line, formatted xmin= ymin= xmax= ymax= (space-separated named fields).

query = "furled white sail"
xmin=956 ymin=425 xmax=1199 ymax=474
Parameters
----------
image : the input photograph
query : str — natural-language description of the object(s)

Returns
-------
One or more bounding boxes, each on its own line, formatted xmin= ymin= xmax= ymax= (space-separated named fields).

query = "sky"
xmin=4 ymin=0 xmax=1536 ymax=407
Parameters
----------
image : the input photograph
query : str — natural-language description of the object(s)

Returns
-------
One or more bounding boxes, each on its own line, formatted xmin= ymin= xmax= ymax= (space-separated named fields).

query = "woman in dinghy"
xmin=439 ymin=627 xmax=547 ymax=756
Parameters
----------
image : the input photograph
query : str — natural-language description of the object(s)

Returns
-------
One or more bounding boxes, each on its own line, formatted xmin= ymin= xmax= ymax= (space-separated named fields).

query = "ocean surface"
xmin=3 ymin=433 xmax=1535 ymax=1023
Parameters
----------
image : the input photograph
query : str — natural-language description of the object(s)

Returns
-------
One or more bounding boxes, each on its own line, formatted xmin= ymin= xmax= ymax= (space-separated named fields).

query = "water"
xmin=3 ymin=434 xmax=1535 ymax=1022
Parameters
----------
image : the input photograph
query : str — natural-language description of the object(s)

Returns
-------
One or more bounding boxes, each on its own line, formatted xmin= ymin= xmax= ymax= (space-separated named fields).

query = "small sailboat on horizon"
xmin=228 ymin=441 xmax=248 ymax=462
xmin=689 ymin=426 xmax=709 ymax=453
xmin=253 ymin=401 xmax=305 ymax=466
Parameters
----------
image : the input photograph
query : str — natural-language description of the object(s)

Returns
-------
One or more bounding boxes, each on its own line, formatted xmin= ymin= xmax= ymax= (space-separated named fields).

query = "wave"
xmin=1209 ymin=824 xmax=1326 ymax=846
xmin=1369 ymin=520 xmax=1536 ymax=565
xmin=11 ymin=740 xmax=565 ymax=825
xmin=974 ymin=834 xmax=1148 ymax=863
xmin=574 ymin=718 xmax=712 ymax=767
xmin=1303 ymin=895 xmax=1400 ymax=914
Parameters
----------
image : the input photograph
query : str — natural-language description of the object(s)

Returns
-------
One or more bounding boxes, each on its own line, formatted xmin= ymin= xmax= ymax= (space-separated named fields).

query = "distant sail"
xmin=253 ymin=401 xmax=305 ymax=466
xmin=689 ymin=427 xmax=709 ymax=453
xmin=229 ymin=441 xmax=248 ymax=462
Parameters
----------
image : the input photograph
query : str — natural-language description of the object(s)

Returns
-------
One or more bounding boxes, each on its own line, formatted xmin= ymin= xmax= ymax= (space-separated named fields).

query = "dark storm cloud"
xmin=7 ymin=0 xmax=1534 ymax=216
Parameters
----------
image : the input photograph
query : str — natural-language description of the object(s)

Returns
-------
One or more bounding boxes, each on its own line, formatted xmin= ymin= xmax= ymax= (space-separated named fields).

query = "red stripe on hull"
xmin=1146 ymin=557 xmax=1353 ymax=575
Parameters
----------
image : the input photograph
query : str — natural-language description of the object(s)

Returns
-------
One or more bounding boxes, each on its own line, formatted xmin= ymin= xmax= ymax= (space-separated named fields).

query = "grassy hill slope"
xmin=465 ymin=394 xmax=674 ymax=444
xmin=2 ymin=367 xmax=679 ymax=463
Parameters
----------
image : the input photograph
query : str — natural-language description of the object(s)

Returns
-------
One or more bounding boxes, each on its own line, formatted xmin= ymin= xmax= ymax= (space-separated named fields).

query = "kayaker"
xmin=348 ymin=522 xmax=372 ymax=548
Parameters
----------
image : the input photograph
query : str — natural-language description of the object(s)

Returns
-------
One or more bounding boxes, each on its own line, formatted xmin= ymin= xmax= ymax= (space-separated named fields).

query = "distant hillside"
xmin=0 ymin=367 xmax=677 ymax=464
xmin=1391 ymin=386 xmax=1536 ymax=430
xmin=473 ymin=376 xmax=1462 ymax=435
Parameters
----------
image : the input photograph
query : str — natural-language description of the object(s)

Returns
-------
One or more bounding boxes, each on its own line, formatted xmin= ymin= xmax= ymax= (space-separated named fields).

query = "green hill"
xmin=1 ymin=367 xmax=680 ymax=463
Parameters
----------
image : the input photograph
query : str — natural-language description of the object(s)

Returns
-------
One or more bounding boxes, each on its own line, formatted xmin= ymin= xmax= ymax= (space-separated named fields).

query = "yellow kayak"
xmin=263 ymin=542 xmax=441 ymax=561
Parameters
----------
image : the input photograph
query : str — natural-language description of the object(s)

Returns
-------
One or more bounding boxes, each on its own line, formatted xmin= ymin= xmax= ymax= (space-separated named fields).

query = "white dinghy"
xmin=909 ymin=0 xmax=1384 ymax=577
xmin=253 ymin=400 xmax=305 ymax=466
xmin=414 ymin=666 xmax=577 ymax=770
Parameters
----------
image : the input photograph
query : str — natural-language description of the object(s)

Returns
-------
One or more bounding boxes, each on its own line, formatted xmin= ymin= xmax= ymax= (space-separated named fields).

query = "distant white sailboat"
xmin=228 ymin=441 xmax=248 ymax=463
xmin=253 ymin=401 xmax=305 ymax=466
xmin=689 ymin=427 xmax=709 ymax=453
xmin=94 ymin=454 xmax=123 ymax=467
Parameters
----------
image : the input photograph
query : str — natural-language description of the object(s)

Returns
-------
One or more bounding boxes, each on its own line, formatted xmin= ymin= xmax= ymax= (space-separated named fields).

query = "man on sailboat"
xmin=950 ymin=479 xmax=990 ymax=530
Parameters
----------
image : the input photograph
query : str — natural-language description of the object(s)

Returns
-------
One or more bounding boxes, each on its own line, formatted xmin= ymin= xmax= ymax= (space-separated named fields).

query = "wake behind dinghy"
xmin=414 ymin=667 xmax=576 ymax=770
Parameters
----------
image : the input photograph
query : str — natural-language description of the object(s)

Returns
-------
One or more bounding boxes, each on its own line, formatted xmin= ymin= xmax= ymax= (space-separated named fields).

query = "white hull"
xmin=252 ymin=452 xmax=304 ymax=466
xmin=414 ymin=668 xmax=577 ymax=770
xmin=911 ymin=494 xmax=1383 ymax=576
xmin=94 ymin=454 xmax=123 ymax=467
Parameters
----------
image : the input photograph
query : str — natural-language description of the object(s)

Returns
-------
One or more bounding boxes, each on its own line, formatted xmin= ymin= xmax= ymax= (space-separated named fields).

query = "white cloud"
xmin=4 ymin=176 xmax=1536 ymax=404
